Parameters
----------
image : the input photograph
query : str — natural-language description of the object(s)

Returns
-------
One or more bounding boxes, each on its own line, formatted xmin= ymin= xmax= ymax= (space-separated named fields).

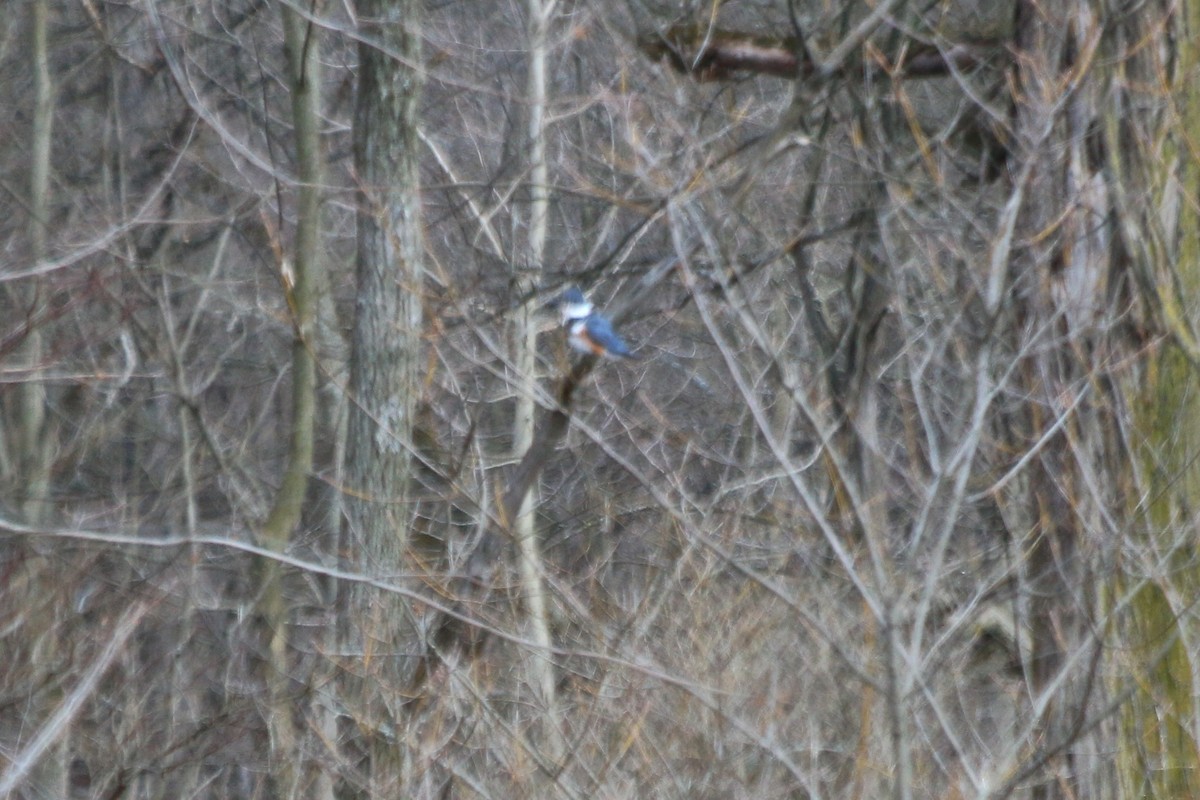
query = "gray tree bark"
xmin=344 ymin=1 xmax=425 ymax=792
xmin=511 ymin=0 xmax=565 ymax=764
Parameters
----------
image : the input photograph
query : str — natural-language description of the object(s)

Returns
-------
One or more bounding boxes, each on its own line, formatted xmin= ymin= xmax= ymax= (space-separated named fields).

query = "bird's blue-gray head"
xmin=560 ymin=286 xmax=594 ymax=323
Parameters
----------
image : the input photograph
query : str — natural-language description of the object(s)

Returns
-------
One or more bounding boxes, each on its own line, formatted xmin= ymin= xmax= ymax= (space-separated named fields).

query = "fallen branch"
xmin=639 ymin=25 xmax=1003 ymax=82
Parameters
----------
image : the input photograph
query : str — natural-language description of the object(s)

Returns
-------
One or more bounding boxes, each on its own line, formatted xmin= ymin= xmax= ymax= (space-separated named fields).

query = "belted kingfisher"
xmin=559 ymin=286 xmax=637 ymax=359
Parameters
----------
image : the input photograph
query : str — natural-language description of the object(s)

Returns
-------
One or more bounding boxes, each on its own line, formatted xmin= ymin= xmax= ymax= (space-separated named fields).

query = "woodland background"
xmin=2 ymin=0 xmax=1200 ymax=798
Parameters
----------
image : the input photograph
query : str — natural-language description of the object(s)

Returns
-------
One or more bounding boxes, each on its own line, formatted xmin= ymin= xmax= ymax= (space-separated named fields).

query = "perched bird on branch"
xmin=558 ymin=286 xmax=637 ymax=360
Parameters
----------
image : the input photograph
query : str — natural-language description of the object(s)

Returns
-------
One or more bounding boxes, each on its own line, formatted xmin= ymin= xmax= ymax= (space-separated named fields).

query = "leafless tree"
xmin=2 ymin=1 xmax=1199 ymax=798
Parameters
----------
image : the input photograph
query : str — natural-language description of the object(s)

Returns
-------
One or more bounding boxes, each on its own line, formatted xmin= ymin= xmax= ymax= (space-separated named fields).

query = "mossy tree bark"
xmin=19 ymin=3 xmax=66 ymax=798
xmin=256 ymin=5 xmax=326 ymax=797
xmin=1115 ymin=0 xmax=1200 ymax=795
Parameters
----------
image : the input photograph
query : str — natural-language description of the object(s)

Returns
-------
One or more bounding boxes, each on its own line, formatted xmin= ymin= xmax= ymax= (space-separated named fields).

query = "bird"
xmin=559 ymin=286 xmax=637 ymax=359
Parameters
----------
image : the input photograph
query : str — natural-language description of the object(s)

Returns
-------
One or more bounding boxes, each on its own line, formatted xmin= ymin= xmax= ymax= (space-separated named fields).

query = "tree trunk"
xmin=19 ymin=3 xmax=66 ymax=797
xmin=12 ymin=0 xmax=54 ymax=529
xmin=1010 ymin=4 xmax=1088 ymax=797
xmin=1117 ymin=0 xmax=1200 ymax=794
xmin=511 ymin=0 xmax=564 ymax=764
xmin=344 ymin=1 xmax=425 ymax=792
xmin=257 ymin=5 xmax=325 ymax=797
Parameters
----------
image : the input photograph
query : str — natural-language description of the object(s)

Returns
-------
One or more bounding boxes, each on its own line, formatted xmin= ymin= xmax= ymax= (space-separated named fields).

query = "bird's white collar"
xmin=561 ymin=300 xmax=594 ymax=322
